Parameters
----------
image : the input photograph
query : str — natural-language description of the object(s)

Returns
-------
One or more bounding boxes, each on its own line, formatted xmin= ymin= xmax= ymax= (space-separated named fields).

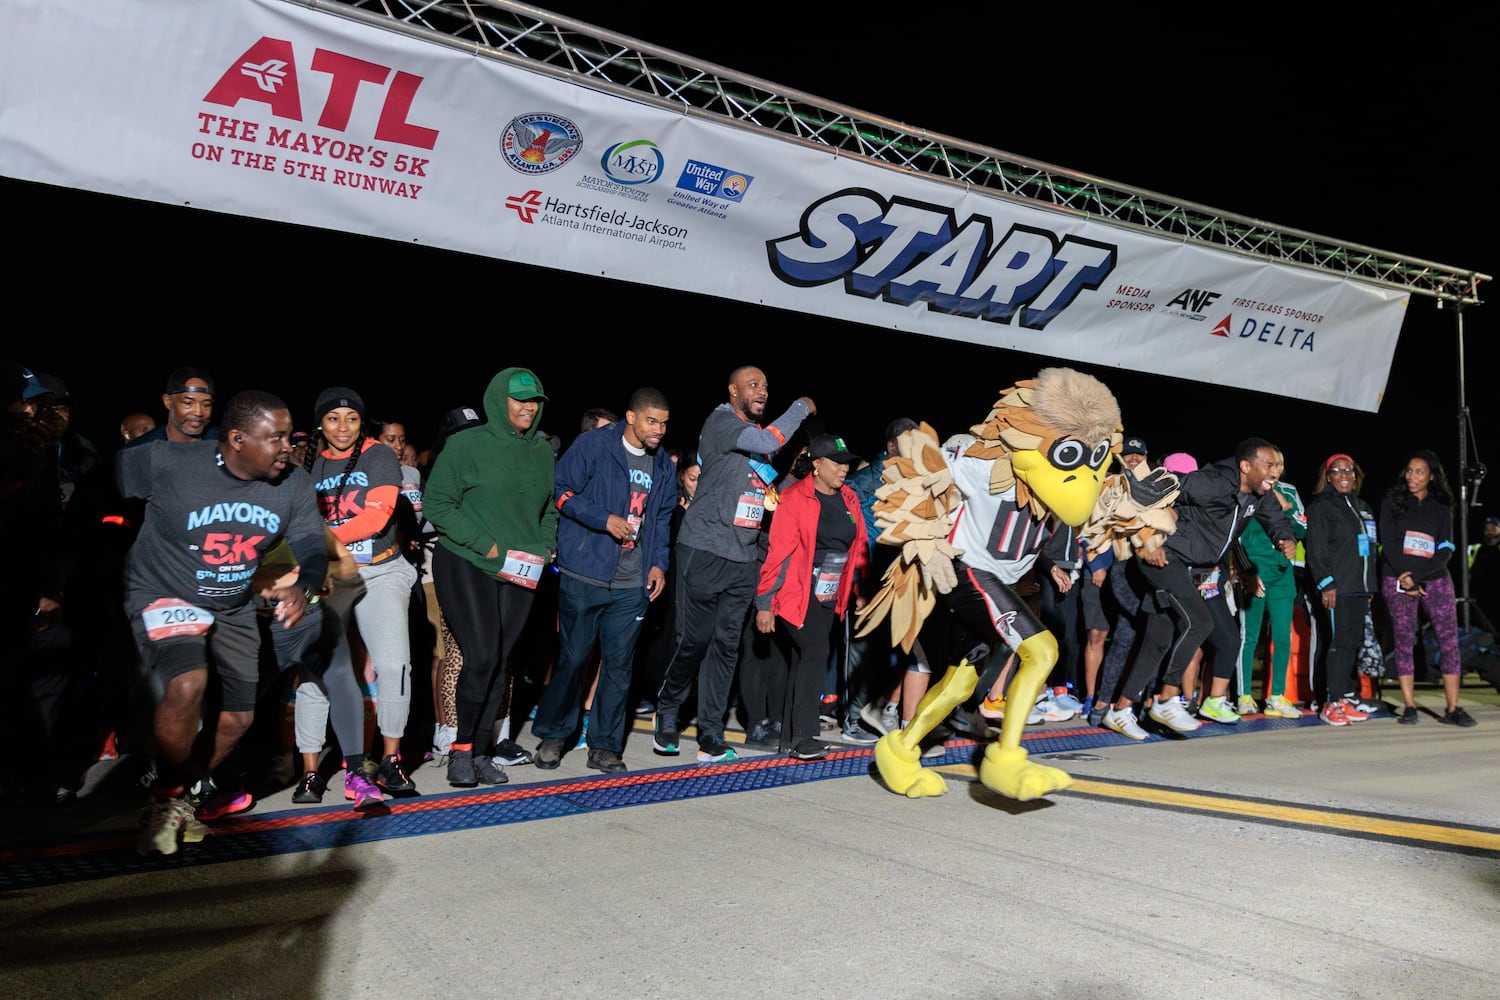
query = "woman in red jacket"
xmin=754 ymin=434 xmax=869 ymax=760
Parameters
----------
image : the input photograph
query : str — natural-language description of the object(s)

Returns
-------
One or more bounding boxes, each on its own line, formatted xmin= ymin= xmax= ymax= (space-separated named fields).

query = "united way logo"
xmin=500 ymin=112 xmax=583 ymax=175
xmin=675 ymin=159 xmax=753 ymax=201
xmin=600 ymin=139 xmax=664 ymax=186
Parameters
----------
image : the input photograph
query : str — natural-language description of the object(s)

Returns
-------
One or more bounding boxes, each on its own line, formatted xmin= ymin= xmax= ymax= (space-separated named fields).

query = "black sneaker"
xmin=492 ymin=739 xmax=534 ymax=766
xmin=472 ymin=755 xmax=509 ymax=784
xmin=695 ymin=733 xmax=737 ymax=763
xmin=292 ymin=771 xmax=327 ymax=804
xmin=447 ymin=749 xmax=477 ymax=788
xmin=789 ymin=738 xmax=828 ymax=761
xmin=653 ymin=710 xmax=680 ymax=756
xmin=634 ymin=698 xmax=656 ymax=717
xmin=372 ymin=753 xmax=417 ymax=794
xmin=534 ymin=738 xmax=567 ymax=770
xmin=1442 ymin=706 xmax=1478 ymax=728
xmin=743 ymin=718 xmax=778 ymax=749
xmin=1398 ymin=706 xmax=1419 ymax=725
xmin=586 ymin=748 xmax=628 ymax=773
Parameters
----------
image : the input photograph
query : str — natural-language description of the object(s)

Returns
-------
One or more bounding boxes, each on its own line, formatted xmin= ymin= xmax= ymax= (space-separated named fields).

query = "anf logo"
xmin=1167 ymin=288 xmax=1222 ymax=313
xmin=1210 ymin=315 xmax=1233 ymax=337
xmin=506 ymin=190 xmax=543 ymax=223
xmin=203 ymin=37 xmax=439 ymax=149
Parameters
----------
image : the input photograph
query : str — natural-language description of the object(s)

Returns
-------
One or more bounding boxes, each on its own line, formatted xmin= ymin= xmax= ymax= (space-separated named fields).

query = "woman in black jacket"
xmin=1378 ymin=450 xmax=1476 ymax=727
xmin=1304 ymin=454 xmax=1379 ymax=726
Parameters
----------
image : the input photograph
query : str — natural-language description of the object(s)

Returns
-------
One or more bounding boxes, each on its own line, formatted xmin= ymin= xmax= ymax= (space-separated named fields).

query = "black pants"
xmin=656 ymin=545 xmax=757 ymax=741
xmin=1316 ymin=593 xmax=1369 ymax=703
xmin=433 ymin=546 xmax=537 ymax=750
xmin=1127 ymin=560 xmax=1238 ymax=694
xmin=770 ymin=593 xmax=838 ymax=747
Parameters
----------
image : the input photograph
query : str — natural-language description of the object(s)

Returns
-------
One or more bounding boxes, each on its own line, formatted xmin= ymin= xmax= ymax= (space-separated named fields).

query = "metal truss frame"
xmin=300 ymin=0 xmax=1487 ymax=304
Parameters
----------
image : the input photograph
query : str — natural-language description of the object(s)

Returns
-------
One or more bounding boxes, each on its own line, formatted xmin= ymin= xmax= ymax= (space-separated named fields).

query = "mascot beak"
xmin=1010 ymin=447 xmax=1106 ymax=527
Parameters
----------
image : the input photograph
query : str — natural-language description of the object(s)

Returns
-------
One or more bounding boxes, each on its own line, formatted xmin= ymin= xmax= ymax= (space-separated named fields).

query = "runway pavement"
xmin=3 ymin=678 xmax=1498 ymax=999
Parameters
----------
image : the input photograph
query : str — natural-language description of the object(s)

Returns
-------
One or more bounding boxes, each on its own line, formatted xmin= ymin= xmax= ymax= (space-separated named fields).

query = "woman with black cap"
xmin=299 ymin=386 xmax=421 ymax=794
xmin=753 ymin=433 xmax=869 ymax=759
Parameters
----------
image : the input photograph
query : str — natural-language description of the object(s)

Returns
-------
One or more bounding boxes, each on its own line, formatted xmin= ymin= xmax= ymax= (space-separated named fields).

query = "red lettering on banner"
xmin=203 ymin=37 xmax=438 ymax=151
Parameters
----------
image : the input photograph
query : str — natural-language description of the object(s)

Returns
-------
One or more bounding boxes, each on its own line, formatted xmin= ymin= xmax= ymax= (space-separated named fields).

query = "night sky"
xmin=9 ymin=6 xmax=1496 ymax=527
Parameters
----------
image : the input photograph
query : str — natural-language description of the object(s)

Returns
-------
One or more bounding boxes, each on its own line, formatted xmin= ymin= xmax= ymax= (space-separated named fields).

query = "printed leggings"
xmin=1381 ymin=573 xmax=1461 ymax=677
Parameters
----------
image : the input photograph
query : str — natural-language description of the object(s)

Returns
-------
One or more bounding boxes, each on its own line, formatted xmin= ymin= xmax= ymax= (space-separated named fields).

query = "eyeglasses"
xmin=1329 ymin=467 xmax=1356 ymax=476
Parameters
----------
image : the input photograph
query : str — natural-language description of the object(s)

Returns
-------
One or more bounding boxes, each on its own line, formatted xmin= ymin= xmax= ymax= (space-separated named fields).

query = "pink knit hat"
xmin=1161 ymin=452 xmax=1198 ymax=475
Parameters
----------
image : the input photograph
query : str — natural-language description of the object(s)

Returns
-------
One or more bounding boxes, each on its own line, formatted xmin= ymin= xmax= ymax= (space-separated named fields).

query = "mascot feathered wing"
xmin=856 ymin=368 xmax=1146 ymax=803
xmin=852 ymin=421 xmax=962 ymax=653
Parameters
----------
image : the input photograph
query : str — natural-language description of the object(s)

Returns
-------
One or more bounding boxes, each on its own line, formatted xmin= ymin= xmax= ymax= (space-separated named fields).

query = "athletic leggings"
xmin=1381 ymin=573 xmax=1461 ymax=677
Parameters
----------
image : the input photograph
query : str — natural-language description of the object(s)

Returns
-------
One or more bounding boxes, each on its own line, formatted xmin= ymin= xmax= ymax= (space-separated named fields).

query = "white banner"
xmin=0 ymin=0 xmax=1407 ymax=411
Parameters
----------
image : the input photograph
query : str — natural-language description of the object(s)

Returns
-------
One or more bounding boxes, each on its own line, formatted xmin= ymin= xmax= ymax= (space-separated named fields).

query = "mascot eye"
xmin=1048 ymin=439 xmax=1087 ymax=471
xmin=1089 ymin=441 xmax=1112 ymax=468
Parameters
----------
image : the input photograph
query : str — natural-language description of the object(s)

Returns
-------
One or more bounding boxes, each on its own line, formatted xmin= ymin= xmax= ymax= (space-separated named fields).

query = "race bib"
xmin=734 ymin=489 xmax=766 ymax=528
xmin=142 ymin=598 xmax=215 ymax=640
xmin=1359 ymin=518 xmax=1377 ymax=557
xmin=814 ymin=553 xmax=848 ymax=602
xmin=622 ymin=513 xmax=642 ymax=550
xmin=1193 ymin=566 xmax=1221 ymax=600
xmin=346 ymin=537 xmax=374 ymax=564
xmin=1402 ymin=531 xmax=1435 ymax=558
xmin=498 ymin=549 xmax=545 ymax=589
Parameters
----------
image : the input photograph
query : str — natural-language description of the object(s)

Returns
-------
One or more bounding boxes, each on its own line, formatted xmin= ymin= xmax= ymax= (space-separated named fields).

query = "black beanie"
xmin=313 ymin=386 xmax=367 ymax=429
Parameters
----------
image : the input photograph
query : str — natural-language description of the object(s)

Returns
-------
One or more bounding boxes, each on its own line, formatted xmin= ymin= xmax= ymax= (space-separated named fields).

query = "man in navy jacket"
xmin=532 ymin=388 xmax=677 ymax=773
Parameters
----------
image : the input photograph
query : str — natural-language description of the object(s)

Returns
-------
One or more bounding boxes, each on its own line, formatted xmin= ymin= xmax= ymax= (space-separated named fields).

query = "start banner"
xmin=0 ymin=0 xmax=1407 ymax=411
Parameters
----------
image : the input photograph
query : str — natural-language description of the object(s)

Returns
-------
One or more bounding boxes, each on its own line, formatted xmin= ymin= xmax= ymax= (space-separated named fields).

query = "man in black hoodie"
xmin=1132 ymin=438 xmax=1297 ymax=732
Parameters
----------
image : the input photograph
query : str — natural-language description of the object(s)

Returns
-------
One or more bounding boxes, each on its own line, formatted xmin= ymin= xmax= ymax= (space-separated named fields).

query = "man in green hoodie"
xmin=424 ymin=367 xmax=559 ymax=787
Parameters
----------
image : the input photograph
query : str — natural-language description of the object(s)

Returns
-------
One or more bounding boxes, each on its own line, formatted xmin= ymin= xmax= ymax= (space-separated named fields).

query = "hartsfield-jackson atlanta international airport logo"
xmin=499 ymin=112 xmax=583 ymax=175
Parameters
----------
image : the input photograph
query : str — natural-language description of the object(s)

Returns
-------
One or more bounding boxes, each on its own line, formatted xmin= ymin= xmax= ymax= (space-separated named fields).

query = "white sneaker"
xmin=1033 ymin=693 xmax=1077 ymax=722
xmin=859 ymin=701 xmax=901 ymax=736
xmin=1148 ymin=697 xmax=1202 ymax=732
xmin=1103 ymin=706 xmax=1149 ymax=741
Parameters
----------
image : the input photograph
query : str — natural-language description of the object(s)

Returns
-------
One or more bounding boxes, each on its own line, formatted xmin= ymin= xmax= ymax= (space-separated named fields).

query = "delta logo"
xmin=1210 ymin=314 xmax=1318 ymax=351
xmin=1161 ymin=287 xmax=1222 ymax=322
xmin=500 ymin=113 xmax=582 ymax=175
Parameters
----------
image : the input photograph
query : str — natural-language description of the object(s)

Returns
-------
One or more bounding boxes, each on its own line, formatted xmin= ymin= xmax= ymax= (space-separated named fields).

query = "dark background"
xmin=8 ymin=6 xmax=1495 ymax=526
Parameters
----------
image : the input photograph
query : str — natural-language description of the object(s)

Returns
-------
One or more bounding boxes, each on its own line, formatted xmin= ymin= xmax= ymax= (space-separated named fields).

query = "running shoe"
xmin=1442 ymin=706 xmax=1478 ymax=727
xmin=1032 ymin=692 xmax=1077 ymax=722
xmin=652 ymin=710 xmax=680 ymax=756
xmin=138 ymin=795 xmax=205 ymax=856
xmin=1103 ymin=706 xmax=1149 ymax=741
xmin=1235 ymin=695 xmax=1259 ymax=716
xmin=492 ymin=739 xmax=534 ymax=766
xmin=292 ymin=770 xmax=328 ymax=804
xmin=788 ymin=738 xmax=829 ymax=761
xmin=343 ymin=770 xmax=385 ymax=809
xmin=1319 ymin=701 xmax=1350 ymax=726
xmin=1198 ymin=696 xmax=1241 ymax=725
xmin=1398 ymin=706 xmax=1419 ymax=725
xmin=1337 ymin=699 xmax=1369 ymax=722
xmin=372 ymin=753 xmax=417 ymax=794
xmin=696 ymin=733 xmax=737 ymax=763
xmin=1263 ymin=695 xmax=1302 ymax=719
xmin=1148 ymin=697 xmax=1202 ymax=732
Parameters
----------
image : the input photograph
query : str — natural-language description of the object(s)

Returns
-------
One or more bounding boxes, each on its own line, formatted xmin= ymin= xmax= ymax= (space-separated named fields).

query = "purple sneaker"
xmin=343 ymin=770 xmax=385 ymax=810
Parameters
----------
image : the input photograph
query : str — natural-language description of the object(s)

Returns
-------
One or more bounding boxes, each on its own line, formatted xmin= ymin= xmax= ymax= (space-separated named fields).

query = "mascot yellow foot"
xmin=873 ymin=732 xmax=948 ymax=798
xmin=979 ymin=744 xmax=1073 ymax=801
xmin=871 ymin=660 xmax=978 ymax=799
